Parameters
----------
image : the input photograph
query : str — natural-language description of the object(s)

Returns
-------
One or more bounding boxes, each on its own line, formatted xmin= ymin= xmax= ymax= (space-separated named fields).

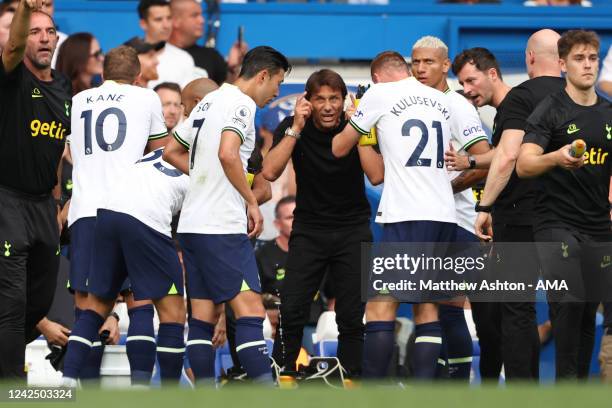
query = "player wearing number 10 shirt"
xmin=332 ymin=51 xmax=458 ymax=380
xmin=67 ymin=46 xmax=167 ymax=304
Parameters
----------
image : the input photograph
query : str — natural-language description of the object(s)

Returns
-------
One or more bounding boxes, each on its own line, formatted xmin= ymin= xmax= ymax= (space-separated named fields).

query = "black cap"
xmin=123 ymin=37 xmax=165 ymax=54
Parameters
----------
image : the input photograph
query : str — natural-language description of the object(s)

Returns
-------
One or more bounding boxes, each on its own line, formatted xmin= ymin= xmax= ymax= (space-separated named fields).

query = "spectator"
xmin=598 ymin=45 xmax=612 ymax=97
xmin=255 ymin=196 xmax=291 ymax=338
xmin=169 ymin=0 xmax=246 ymax=85
xmin=137 ymin=0 xmax=197 ymax=89
xmin=124 ymin=36 xmax=163 ymax=88
xmin=55 ymin=33 xmax=104 ymax=96
xmin=154 ymin=82 xmax=183 ymax=132
xmin=0 ymin=3 xmax=14 ymax=53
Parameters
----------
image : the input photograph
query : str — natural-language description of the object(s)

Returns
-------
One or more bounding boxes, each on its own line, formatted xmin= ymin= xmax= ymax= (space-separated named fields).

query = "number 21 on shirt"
xmin=402 ymin=118 xmax=444 ymax=169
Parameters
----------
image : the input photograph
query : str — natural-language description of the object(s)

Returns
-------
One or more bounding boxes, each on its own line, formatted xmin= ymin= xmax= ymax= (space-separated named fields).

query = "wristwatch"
xmin=284 ymin=127 xmax=301 ymax=140
xmin=475 ymin=201 xmax=493 ymax=213
xmin=468 ymin=155 xmax=477 ymax=169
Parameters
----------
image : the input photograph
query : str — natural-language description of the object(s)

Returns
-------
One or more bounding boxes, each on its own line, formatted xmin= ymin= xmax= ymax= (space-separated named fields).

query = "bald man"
xmin=181 ymin=77 xmax=219 ymax=116
xmin=455 ymin=29 xmax=564 ymax=381
xmin=181 ymin=77 xmax=271 ymax=208
xmin=168 ymin=0 xmax=245 ymax=85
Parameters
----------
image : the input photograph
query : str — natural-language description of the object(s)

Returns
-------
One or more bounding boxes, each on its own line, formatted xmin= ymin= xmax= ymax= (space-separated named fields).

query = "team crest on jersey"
xmin=606 ymin=124 xmax=611 ymax=140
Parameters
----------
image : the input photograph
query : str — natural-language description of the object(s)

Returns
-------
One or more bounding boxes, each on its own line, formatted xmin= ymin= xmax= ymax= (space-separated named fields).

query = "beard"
xmin=27 ymin=50 xmax=53 ymax=70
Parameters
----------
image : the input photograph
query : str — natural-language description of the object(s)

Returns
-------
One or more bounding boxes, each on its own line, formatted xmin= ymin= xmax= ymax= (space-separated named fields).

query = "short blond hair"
xmin=412 ymin=36 xmax=448 ymax=56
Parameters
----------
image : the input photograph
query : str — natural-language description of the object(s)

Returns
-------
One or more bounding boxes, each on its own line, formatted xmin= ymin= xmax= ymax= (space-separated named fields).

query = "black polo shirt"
xmin=0 ymin=61 xmax=72 ymax=195
xmin=523 ymin=89 xmax=612 ymax=236
xmin=273 ymin=116 xmax=371 ymax=229
xmin=490 ymin=76 xmax=565 ymax=225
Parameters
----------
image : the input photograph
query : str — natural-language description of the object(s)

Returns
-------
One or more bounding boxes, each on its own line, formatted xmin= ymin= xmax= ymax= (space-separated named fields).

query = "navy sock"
xmin=157 ymin=322 xmax=186 ymax=385
xmin=126 ymin=305 xmax=156 ymax=385
xmin=439 ymin=305 xmax=473 ymax=381
xmin=72 ymin=307 xmax=105 ymax=383
xmin=362 ymin=321 xmax=395 ymax=379
xmin=63 ymin=310 xmax=105 ymax=380
xmin=412 ymin=321 xmax=443 ymax=380
xmin=235 ymin=317 xmax=272 ymax=384
xmin=74 ymin=307 xmax=83 ymax=322
xmin=186 ymin=318 xmax=215 ymax=386
xmin=79 ymin=341 xmax=105 ymax=382
xmin=435 ymin=336 xmax=449 ymax=379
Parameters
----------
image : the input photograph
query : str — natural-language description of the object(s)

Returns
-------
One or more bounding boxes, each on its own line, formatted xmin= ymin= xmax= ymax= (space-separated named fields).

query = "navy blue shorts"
xmin=178 ymin=233 xmax=261 ymax=304
xmin=88 ymin=209 xmax=184 ymax=301
xmin=68 ymin=217 xmax=96 ymax=294
xmin=455 ymin=226 xmax=479 ymax=243
xmin=378 ymin=221 xmax=457 ymax=302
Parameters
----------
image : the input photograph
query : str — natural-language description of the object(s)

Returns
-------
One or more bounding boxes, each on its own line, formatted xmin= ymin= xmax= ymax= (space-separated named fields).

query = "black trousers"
xmin=0 ymin=186 xmax=60 ymax=379
xmin=471 ymin=223 xmax=540 ymax=381
xmin=534 ymin=227 xmax=610 ymax=380
xmin=272 ymin=223 xmax=370 ymax=375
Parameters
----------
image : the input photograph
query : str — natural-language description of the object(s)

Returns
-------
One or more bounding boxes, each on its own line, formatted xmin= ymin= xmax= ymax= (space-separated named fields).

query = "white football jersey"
xmin=173 ymin=83 xmax=256 ymax=234
xmin=446 ymin=89 xmax=489 ymax=234
xmin=103 ymin=148 xmax=189 ymax=237
xmin=68 ymin=81 xmax=167 ymax=226
xmin=350 ymin=77 xmax=456 ymax=224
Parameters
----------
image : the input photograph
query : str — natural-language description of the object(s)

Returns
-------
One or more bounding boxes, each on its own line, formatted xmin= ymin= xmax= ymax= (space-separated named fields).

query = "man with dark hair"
xmin=517 ymin=29 xmax=611 ymax=380
xmin=263 ymin=68 xmax=380 ymax=377
xmin=169 ymin=0 xmax=245 ymax=85
xmin=137 ymin=0 xmax=196 ymax=89
xmin=155 ymin=82 xmax=182 ymax=131
xmin=163 ymin=46 xmax=290 ymax=385
xmin=0 ymin=0 xmax=72 ymax=379
xmin=449 ymin=32 xmax=564 ymax=381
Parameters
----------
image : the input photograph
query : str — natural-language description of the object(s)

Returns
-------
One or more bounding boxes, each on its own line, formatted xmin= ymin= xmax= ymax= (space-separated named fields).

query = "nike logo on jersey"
xmin=567 ymin=124 xmax=580 ymax=134
xmin=601 ymin=256 xmax=611 ymax=268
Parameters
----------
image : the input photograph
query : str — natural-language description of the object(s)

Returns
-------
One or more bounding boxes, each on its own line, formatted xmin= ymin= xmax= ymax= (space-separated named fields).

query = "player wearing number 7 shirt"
xmin=63 ymin=45 xmax=167 ymax=383
xmin=332 ymin=51 xmax=458 ymax=380
xmin=163 ymin=46 xmax=291 ymax=385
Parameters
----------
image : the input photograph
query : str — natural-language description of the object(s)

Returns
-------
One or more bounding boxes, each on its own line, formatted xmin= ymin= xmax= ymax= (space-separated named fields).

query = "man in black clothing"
xmin=168 ymin=0 xmax=245 ymax=85
xmin=450 ymin=30 xmax=564 ymax=381
xmin=256 ymin=195 xmax=328 ymax=341
xmin=263 ymin=69 xmax=381 ymax=376
xmin=517 ymin=30 xmax=612 ymax=380
xmin=0 ymin=0 xmax=71 ymax=379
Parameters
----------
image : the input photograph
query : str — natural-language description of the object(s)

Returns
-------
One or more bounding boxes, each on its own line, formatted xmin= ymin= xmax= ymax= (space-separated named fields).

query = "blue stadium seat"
xmin=315 ymin=339 xmax=339 ymax=358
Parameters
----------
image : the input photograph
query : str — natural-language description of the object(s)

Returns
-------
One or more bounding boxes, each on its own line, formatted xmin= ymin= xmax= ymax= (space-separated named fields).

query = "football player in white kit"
xmin=411 ymin=36 xmax=491 ymax=380
xmin=163 ymin=46 xmax=290 ymax=385
xmin=61 ymin=45 xmax=167 ymax=385
xmin=332 ymin=51 xmax=458 ymax=380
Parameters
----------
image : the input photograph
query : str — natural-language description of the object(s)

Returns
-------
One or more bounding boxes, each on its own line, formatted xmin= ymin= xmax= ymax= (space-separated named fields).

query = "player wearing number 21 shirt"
xmin=332 ymin=51 xmax=459 ymax=380
xmin=67 ymin=46 xmax=167 ymax=305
